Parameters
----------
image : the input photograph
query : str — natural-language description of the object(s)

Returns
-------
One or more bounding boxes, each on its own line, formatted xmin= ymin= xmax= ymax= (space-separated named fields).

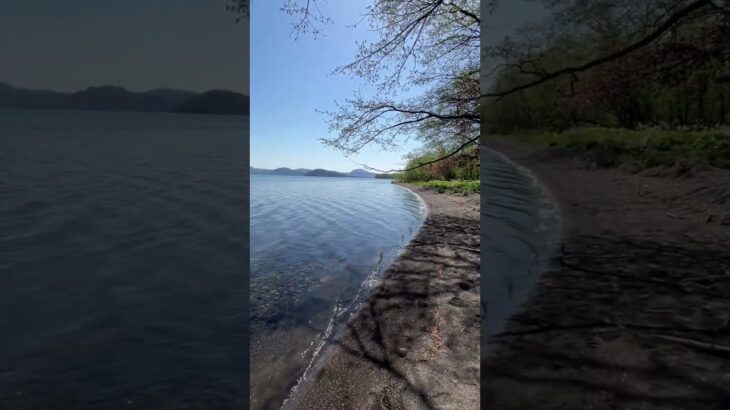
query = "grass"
xmin=512 ymin=127 xmax=730 ymax=169
xmin=413 ymin=180 xmax=480 ymax=194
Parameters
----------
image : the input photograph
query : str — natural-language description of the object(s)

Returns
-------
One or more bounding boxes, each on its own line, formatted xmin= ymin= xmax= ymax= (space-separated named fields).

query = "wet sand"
xmin=483 ymin=137 xmax=730 ymax=410
xmin=284 ymin=184 xmax=480 ymax=409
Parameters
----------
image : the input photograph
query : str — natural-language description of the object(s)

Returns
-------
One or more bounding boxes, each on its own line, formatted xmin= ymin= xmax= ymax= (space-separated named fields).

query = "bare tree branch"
xmin=356 ymin=134 xmax=480 ymax=174
xmin=281 ymin=0 xmax=333 ymax=39
xmin=314 ymin=0 xmax=479 ymax=173
xmin=482 ymin=0 xmax=713 ymax=99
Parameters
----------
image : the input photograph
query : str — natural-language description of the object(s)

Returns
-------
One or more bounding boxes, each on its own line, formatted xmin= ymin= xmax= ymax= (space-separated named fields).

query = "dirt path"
xmin=285 ymin=184 xmax=480 ymax=410
xmin=483 ymin=137 xmax=730 ymax=410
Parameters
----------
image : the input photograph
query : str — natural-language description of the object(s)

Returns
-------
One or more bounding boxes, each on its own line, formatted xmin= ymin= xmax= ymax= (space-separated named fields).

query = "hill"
xmin=0 ymin=83 xmax=68 ymax=109
xmin=305 ymin=169 xmax=347 ymax=177
xmin=250 ymin=167 xmax=366 ymax=177
xmin=250 ymin=167 xmax=272 ymax=175
xmin=348 ymin=168 xmax=376 ymax=178
xmin=65 ymin=86 xmax=198 ymax=112
xmin=270 ymin=167 xmax=311 ymax=176
xmin=0 ymin=83 xmax=248 ymax=115
xmin=172 ymin=90 xmax=249 ymax=115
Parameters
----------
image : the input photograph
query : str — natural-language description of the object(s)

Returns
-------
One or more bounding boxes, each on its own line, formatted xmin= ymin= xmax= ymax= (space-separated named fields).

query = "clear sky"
xmin=250 ymin=0 xmax=422 ymax=173
xmin=250 ymin=0 xmax=547 ymax=173
xmin=0 ymin=0 xmax=247 ymax=94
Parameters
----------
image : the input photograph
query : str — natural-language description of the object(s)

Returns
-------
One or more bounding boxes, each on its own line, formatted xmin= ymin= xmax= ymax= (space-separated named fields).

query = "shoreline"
xmin=396 ymin=182 xmax=431 ymax=218
xmin=480 ymin=146 xmax=562 ymax=340
xmin=284 ymin=184 xmax=480 ymax=409
xmin=483 ymin=137 xmax=730 ymax=409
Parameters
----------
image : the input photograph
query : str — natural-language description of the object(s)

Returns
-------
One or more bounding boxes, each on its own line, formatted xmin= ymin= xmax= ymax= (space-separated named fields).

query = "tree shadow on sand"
xmin=483 ymin=232 xmax=730 ymax=410
xmin=294 ymin=214 xmax=480 ymax=409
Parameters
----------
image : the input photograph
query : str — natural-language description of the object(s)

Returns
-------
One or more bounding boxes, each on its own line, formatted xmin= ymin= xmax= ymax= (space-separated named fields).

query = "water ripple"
xmin=0 ymin=109 xmax=249 ymax=407
xmin=249 ymin=175 xmax=424 ymax=409
xmin=482 ymin=148 xmax=560 ymax=342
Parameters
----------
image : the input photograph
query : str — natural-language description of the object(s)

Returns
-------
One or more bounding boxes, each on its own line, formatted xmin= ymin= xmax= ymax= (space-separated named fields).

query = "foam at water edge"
xmin=485 ymin=148 xmax=562 ymax=252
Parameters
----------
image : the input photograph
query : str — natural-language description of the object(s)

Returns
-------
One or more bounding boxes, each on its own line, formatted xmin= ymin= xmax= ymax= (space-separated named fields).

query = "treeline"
xmin=483 ymin=1 xmax=730 ymax=133
xmin=398 ymin=145 xmax=480 ymax=183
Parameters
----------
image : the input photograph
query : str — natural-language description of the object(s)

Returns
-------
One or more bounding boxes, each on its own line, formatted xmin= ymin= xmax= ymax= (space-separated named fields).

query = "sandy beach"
xmin=284 ymin=184 xmax=480 ymax=410
xmin=482 ymin=137 xmax=730 ymax=410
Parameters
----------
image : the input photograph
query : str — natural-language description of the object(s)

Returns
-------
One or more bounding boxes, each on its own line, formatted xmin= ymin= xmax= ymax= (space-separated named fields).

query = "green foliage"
xmin=483 ymin=6 xmax=730 ymax=133
xmin=397 ymin=144 xmax=480 ymax=194
xmin=690 ymin=133 xmax=730 ymax=168
xmin=517 ymin=128 xmax=730 ymax=169
xmin=416 ymin=180 xmax=480 ymax=194
xmin=399 ymin=153 xmax=439 ymax=182
xmin=399 ymin=145 xmax=480 ymax=182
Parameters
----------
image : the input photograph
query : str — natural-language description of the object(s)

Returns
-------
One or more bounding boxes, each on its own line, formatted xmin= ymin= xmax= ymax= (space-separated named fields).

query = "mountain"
xmin=348 ymin=168 xmax=376 ymax=178
xmin=250 ymin=167 xmax=357 ymax=177
xmin=270 ymin=167 xmax=311 ymax=176
xmin=146 ymin=88 xmax=200 ymax=108
xmin=0 ymin=83 xmax=248 ymax=115
xmin=305 ymin=169 xmax=347 ymax=177
xmin=65 ymin=86 xmax=197 ymax=112
xmin=0 ymin=82 xmax=67 ymax=109
xmin=250 ymin=167 xmax=272 ymax=175
xmin=172 ymin=90 xmax=249 ymax=115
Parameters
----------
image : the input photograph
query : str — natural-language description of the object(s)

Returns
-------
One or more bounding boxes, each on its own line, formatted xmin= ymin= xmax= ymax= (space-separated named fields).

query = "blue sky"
xmin=250 ymin=0 xmax=421 ymax=173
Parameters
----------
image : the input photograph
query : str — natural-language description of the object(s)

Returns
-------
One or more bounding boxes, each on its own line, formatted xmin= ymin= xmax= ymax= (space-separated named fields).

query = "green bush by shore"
xmin=509 ymin=127 xmax=730 ymax=169
xmin=395 ymin=144 xmax=480 ymax=193
xmin=413 ymin=180 xmax=480 ymax=194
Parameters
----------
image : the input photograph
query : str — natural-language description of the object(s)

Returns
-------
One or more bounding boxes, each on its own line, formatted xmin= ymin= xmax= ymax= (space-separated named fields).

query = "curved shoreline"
xmin=395 ymin=181 xmax=431 ymax=219
xmin=284 ymin=184 xmax=480 ymax=409
xmin=481 ymin=147 xmax=561 ymax=341
xmin=482 ymin=137 xmax=730 ymax=410
xmin=484 ymin=147 xmax=562 ymax=241
xmin=278 ymin=183 xmax=428 ymax=408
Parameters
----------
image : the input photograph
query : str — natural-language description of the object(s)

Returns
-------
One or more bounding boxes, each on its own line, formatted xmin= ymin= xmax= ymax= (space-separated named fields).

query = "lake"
xmin=249 ymin=174 xmax=424 ymax=410
xmin=481 ymin=148 xmax=560 ymax=342
xmin=0 ymin=109 xmax=249 ymax=409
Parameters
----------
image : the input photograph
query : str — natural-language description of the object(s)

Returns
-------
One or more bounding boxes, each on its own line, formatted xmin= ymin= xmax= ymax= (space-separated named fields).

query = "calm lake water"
xmin=0 ymin=109 xmax=248 ymax=409
xmin=249 ymin=174 xmax=424 ymax=410
xmin=481 ymin=148 xmax=560 ymax=342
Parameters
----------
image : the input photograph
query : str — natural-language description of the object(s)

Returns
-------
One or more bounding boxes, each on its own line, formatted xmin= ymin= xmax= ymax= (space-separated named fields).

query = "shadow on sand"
xmin=289 ymin=212 xmax=480 ymax=409
xmin=483 ymin=232 xmax=730 ymax=410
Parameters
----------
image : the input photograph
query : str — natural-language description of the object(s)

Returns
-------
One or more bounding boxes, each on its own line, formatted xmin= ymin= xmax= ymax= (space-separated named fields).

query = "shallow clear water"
xmin=0 ymin=109 xmax=248 ymax=409
xmin=249 ymin=175 xmax=424 ymax=410
xmin=481 ymin=148 xmax=560 ymax=341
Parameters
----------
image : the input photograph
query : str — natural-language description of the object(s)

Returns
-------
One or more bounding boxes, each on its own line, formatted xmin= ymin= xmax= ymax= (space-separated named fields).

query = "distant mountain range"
xmin=250 ymin=167 xmax=376 ymax=178
xmin=305 ymin=169 xmax=347 ymax=177
xmin=0 ymin=83 xmax=249 ymax=115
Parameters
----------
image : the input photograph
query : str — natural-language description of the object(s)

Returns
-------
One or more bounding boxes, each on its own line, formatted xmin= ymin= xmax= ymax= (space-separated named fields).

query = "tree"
xmin=317 ymin=0 xmax=481 ymax=172
xmin=482 ymin=0 xmax=730 ymax=100
xmin=228 ymin=0 xmax=330 ymax=37
xmin=237 ymin=0 xmax=480 ymax=173
xmin=481 ymin=0 xmax=730 ymax=130
xmin=227 ymin=0 xmax=249 ymax=22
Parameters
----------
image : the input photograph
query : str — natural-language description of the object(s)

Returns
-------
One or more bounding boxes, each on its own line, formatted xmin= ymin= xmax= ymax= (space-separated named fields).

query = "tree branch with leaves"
xmin=319 ymin=0 xmax=481 ymax=173
xmin=481 ymin=0 xmax=730 ymax=130
xmin=239 ymin=0 xmax=480 ymax=173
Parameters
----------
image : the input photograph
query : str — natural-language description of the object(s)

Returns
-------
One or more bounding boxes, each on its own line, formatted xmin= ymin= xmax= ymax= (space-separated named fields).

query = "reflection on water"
xmin=0 ymin=109 xmax=248 ymax=409
xmin=249 ymin=175 xmax=424 ymax=410
xmin=481 ymin=148 xmax=560 ymax=342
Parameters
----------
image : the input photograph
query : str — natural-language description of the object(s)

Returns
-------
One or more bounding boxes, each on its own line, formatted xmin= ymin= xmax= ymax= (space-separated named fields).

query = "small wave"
xmin=482 ymin=148 xmax=561 ymax=339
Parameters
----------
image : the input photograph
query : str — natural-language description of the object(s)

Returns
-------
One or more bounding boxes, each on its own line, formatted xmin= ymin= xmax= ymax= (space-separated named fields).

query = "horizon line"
xmin=250 ymin=165 xmax=389 ymax=174
xmin=0 ymin=81 xmax=248 ymax=96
